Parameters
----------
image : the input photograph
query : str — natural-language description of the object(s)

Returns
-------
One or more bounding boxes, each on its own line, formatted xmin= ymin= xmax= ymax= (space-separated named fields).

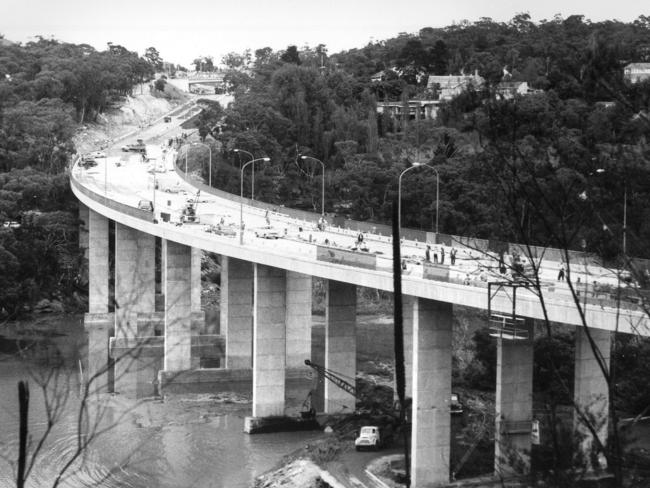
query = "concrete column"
xmin=574 ymin=327 xmax=611 ymax=469
xmin=494 ymin=321 xmax=534 ymax=477
xmin=114 ymin=223 xmax=155 ymax=338
xmin=325 ymin=280 xmax=356 ymax=414
xmin=79 ymin=203 xmax=89 ymax=260
xmin=113 ymin=224 xmax=156 ymax=396
xmin=84 ymin=312 xmax=114 ymax=394
xmin=221 ymin=256 xmax=254 ymax=369
xmin=88 ymin=209 xmax=109 ymax=313
xmin=164 ymin=240 xmax=192 ymax=371
xmin=397 ymin=295 xmax=415 ymax=400
xmin=191 ymin=247 xmax=202 ymax=313
xmin=410 ymin=298 xmax=452 ymax=488
xmin=286 ymin=272 xmax=312 ymax=369
xmin=252 ymin=264 xmax=286 ymax=417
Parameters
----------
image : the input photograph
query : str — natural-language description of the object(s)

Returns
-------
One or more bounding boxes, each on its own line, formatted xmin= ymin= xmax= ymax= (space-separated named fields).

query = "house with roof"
xmin=426 ymin=72 xmax=485 ymax=101
xmin=624 ymin=63 xmax=650 ymax=83
xmin=495 ymin=80 xmax=530 ymax=99
xmin=376 ymin=100 xmax=441 ymax=120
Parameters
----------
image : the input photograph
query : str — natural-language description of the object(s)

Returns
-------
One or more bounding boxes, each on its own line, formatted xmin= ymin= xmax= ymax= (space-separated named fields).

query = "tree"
xmin=280 ymin=45 xmax=301 ymax=65
xmin=143 ymin=46 xmax=163 ymax=71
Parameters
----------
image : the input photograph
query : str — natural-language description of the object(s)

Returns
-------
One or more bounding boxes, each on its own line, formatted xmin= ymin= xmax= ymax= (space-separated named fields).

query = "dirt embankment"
xmin=73 ymin=83 xmax=188 ymax=155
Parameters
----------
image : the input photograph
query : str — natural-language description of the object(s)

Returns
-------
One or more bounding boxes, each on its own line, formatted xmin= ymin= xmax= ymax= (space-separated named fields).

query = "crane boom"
xmin=304 ymin=359 xmax=356 ymax=397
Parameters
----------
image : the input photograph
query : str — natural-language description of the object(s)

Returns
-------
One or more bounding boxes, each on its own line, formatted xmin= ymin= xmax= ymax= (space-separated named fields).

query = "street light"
xmin=183 ymin=142 xmax=212 ymax=187
xmin=234 ymin=149 xmax=257 ymax=199
xmin=397 ymin=162 xmax=439 ymax=234
xmin=240 ymin=157 xmax=271 ymax=244
xmin=300 ymin=156 xmax=326 ymax=216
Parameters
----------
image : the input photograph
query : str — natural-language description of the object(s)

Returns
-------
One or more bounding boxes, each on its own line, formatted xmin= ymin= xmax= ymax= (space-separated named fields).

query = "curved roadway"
xmin=70 ymin=109 xmax=650 ymax=338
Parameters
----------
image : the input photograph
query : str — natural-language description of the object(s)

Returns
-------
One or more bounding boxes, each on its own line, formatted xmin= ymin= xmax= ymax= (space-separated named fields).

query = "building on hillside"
xmin=426 ymin=71 xmax=485 ymax=101
xmin=376 ymin=100 xmax=441 ymax=120
xmin=370 ymin=71 xmax=386 ymax=83
xmin=495 ymin=81 xmax=530 ymax=99
xmin=623 ymin=63 xmax=650 ymax=83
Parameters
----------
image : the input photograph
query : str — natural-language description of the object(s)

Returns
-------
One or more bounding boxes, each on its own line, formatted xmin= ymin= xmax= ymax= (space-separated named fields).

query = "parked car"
xmin=137 ymin=200 xmax=154 ymax=212
xmin=86 ymin=151 xmax=106 ymax=159
xmin=81 ymin=160 xmax=97 ymax=169
xmin=2 ymin=221 xmax=20 ymax=229
xmin=254 ymin=226 xmax=282 ymax=239
xmin=355 ymin=426 xmax=382 ymax=451
xmin=451 ymin=393 xmax=463 ymax=414
xmin=121 ymin=140 xmax=147 ymax=153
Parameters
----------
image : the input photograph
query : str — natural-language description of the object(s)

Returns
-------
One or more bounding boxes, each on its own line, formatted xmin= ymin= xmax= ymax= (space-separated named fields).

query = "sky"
xmin=0 ymin=0 xmax=647 ymax=68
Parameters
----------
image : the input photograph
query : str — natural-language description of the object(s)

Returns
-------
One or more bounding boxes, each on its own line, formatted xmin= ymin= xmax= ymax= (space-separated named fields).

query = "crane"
xmin=181 ymin=190 xmax=201 ymax=223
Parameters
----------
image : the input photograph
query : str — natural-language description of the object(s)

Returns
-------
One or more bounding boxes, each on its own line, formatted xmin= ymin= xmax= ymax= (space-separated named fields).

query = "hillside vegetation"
xmin=0 ymin=38 xmax=161 ymax=315
xmin=194 ymin=14 xmax=650 ymax=262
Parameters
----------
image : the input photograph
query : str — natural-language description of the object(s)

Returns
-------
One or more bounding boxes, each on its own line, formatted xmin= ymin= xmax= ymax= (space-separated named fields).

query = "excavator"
xmin=181 ymin=190 xmax=201 ymax=224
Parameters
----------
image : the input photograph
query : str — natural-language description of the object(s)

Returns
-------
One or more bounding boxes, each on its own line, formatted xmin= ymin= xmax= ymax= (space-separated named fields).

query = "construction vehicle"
xmin=355 ymin=425 xmax=383 ymax=451
xmin=304 ymin=359 xmax=398 ymax=450
xmin=181 ymin=190 xmax=201 ymax=223
xmin=121 ymin=139 xmax=147 ymax=154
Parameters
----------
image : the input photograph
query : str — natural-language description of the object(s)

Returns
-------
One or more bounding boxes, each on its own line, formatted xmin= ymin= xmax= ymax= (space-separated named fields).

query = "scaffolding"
xmin=487 ymin=281 xmax=530 ymax=340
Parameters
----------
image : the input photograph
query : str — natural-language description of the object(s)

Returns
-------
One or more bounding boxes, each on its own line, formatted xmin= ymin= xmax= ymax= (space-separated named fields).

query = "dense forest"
xmin=0 ymin=38 xmax=158 ymax=315
xmin=193 ymin=14 xmax=650 ymax=263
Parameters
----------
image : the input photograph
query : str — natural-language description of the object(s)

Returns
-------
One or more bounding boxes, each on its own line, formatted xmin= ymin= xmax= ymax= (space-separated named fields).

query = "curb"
xmin=364 ymin=468 xmax=392 ymax=488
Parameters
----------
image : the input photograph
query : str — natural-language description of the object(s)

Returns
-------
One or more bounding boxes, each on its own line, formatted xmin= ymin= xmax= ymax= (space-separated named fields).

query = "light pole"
xmin=234 ymin=149 xmax=256 ymax=199
xmin=397 ymin=162 xmax=439 ymax=234
xmin=240 ymin=157 xmax=270 ymax=245
xmin=183 ymin=142 xmax=212 ymax=186
xmin=300 ymin=156 xmax=326 ymax=216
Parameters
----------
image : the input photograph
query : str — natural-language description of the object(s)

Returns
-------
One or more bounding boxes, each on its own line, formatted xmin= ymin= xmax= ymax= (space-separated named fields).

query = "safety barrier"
xmin=70 ymin=166 xmax=153 ymax=222
xmin=316 ymin=245 xmax=377 ymax=270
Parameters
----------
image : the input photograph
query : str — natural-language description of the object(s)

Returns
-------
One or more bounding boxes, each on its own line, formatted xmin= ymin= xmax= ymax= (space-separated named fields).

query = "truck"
xmin=355 ymin=426 xmax=383 ymax=451
xmin=121 ymin=139 xmax=147 ymax=154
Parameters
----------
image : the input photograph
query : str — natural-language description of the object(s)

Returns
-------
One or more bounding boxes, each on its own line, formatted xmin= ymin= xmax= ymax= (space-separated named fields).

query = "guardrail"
xmin=70 ymin=164 xmax=153 ymax=222
xmin=316 ymin=245 xmax=377 ymax=269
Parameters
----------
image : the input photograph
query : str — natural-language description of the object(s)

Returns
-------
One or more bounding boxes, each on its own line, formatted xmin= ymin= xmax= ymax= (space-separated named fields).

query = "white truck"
xmin=355 ymin=426 xmax=382 ymax=451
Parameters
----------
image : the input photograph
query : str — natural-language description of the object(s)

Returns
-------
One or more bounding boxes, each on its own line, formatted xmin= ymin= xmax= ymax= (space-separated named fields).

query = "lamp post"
xmin=300 ymin=156 xmax=326 ymax=216
xmin=183 ymin=142 xmax=212 ymax=186
xmin=240 ymin=157 xmax=270 ymax=244
xmin=234 ymin=149 xmax=256 ymax=199
xmin=397 ymin=162 xmax=439 ymax=234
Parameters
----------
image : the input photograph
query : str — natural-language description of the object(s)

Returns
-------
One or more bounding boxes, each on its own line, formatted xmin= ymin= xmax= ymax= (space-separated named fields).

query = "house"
xmin=377 ymin=100 xmax=441 ymax=120
xmin=426 ymin=71 xmax=485 ymax=101
xmin=623 ymin=63 xmax=650 ymax=83
xmin=370 ymin=71 xmax=385 ymax=83
xmin=495 ymin=81 xmax=530 ymax=99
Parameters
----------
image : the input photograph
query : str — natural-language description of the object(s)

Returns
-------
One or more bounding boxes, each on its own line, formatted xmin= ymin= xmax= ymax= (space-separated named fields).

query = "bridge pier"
xmin=494 ymin=320 xmax=534 ymax=477
xmin=252 ymin=264 xmax=287 ymax=417
xmin=222 ymin=257 xmax=254 ymax=369
xmin=574 ymin=327 xmax=611 ymax=470
xmin=325 ymin=280 xmax=357 ymax=414
xmin=84 ymin=209 xmax=111 ymax=393
xmin=410 ymin=298 xmax=452 ymax=488
xmin=163 ymin=240 xmax=192 ymax=371
xmin=113 ymin=223 xmax=156 ymax=396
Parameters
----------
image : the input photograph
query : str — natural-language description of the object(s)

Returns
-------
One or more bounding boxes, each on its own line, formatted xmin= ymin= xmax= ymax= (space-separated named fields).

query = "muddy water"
xmin=0 ymin=315 xmax=323 ymax=488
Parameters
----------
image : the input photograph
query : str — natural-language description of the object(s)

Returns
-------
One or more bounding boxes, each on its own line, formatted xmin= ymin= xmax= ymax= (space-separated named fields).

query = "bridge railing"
xmin=70 ymin=161 xmax=153 ymax=222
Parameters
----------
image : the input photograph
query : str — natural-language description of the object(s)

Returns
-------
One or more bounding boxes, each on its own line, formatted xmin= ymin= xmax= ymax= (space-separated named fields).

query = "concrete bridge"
xmin=72 ymin=137 xmax=650 ymax=486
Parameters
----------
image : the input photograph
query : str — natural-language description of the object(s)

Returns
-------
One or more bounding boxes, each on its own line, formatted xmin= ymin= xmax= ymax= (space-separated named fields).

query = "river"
xmin=0 ymin=314 xmax=323 ymax=488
